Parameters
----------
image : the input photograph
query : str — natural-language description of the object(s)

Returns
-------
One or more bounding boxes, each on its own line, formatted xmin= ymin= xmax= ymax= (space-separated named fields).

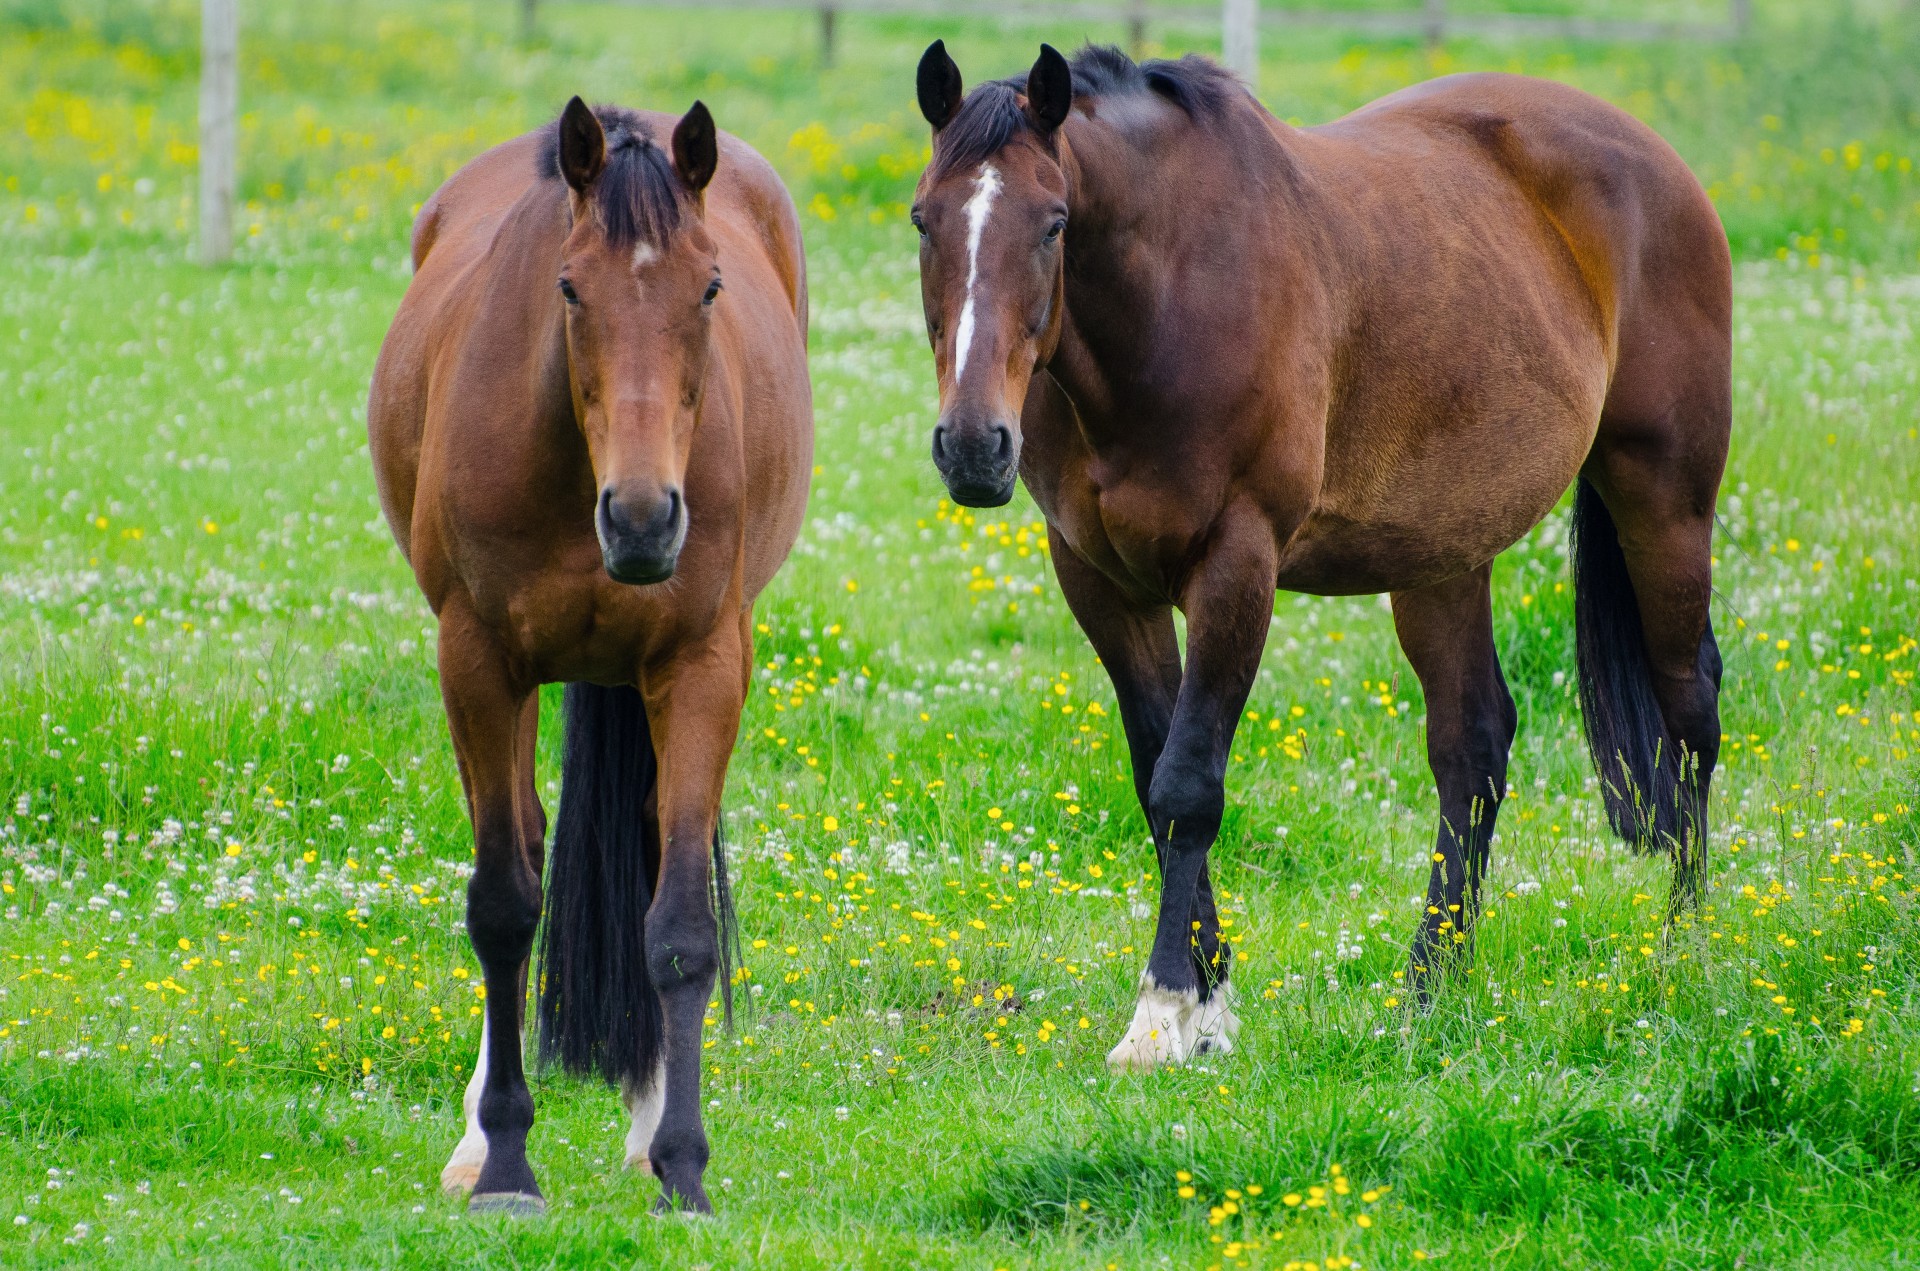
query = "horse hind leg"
xmin=1573 ymin=466 xmax=1722 ymax=908
xmin=1391 ymin=565 xmax=1517 ymax=998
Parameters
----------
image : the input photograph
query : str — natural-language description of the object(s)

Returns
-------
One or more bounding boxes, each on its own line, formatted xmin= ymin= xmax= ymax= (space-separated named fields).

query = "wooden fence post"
xmin=198 ymin=0 xmax=237 ymax=267
xmin=819 ymin=4 xmax=837 ymax=67
xmin=1222 ymin=0 xmax=1257 ymax=91
xmin=1128 ymin=0 xmax=1147 ymax=57
xmin=1730 ymin=0 xmax=1751 ymax=35
xmin=520 ymin=0 xmax=537 ymax=42
xmin=1423 ymin=0 xmax=1447 ymax=48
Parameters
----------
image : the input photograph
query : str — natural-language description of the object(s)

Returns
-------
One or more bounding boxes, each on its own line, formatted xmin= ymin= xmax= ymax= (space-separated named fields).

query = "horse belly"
xmin=1275 ymin=400 xmax=1598 ymax=595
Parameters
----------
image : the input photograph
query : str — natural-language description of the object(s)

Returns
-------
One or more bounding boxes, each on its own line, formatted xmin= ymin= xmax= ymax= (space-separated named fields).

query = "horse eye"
xmin=703 ymin=278 xmax=722 ymax=305
xmin=1044 ymin=219 xmax=1065 ymax=244
xmin=558 ymin=278 xmax=579 ymax=304
xmin=910 ymin=212 xmax=927 ymax=238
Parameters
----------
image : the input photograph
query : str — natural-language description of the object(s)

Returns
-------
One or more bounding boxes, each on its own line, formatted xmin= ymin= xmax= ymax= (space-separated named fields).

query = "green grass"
xmin=1 ymin=1 xmax=1918 ymax=1266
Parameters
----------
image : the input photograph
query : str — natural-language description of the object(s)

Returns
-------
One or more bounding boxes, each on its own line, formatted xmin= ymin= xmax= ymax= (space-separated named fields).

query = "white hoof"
xmin=1106 ymin=978 xmax=1199 ymax=1071
xmin=622 ymin=1058 xmax=667 ymax=1173
xmin=1192 ymin=981 xmax=1241 ymax=1055
xmin=440 ymin=1132 xmax=487 ymax=1195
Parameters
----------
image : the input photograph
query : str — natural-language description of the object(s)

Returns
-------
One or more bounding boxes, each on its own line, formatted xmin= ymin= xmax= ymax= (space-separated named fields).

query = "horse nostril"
xmin=931 ymin=425 xmax=948 ymax=462
xmin=664 ymin=487 xmax=683 ymax=528
xmin=993 ymin=424 xmax=1013 ymax=462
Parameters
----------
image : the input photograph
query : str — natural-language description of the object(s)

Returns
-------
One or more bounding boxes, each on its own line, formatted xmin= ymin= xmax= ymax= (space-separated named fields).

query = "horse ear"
xmin=672 ymin=100 xmax=719 ymax=196
xmin=917 ymin=39 xmax=964 ymax=131
xmin=557 ymin=96 xmax=605 ymax=192
xmin=1026 ymin=44 xmax=1072 ymax=134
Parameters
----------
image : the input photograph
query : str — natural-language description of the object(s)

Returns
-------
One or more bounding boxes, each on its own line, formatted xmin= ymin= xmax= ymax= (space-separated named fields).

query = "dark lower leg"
xmin=439 ymin=617 xmax=543 ymax=1207
xmin=645 ymin=882 xmax=716 ymax=1212
xmin=1393 ymin=568 xmax=1516 ymax=994
xmin=639 ymin=630 xmax=746 ymax=1212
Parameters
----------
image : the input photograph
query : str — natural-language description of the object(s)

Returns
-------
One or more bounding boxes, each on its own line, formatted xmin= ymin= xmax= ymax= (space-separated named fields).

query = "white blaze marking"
xmin=631 ymin=242 xmax=658 ymax=268
xmin=952 ymin=163 xmax=1002 ymax=386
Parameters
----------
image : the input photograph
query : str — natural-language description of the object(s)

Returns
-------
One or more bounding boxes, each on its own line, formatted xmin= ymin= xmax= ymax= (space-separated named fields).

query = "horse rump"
xmin=1568 ymin=476 xmax=1701 ymax=853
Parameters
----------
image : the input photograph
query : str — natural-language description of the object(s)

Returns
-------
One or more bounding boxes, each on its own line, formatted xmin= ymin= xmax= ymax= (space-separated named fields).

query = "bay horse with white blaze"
xmin=368 ymin=98 xmax=811 ymax=1212
xmin=910 ymin=44 xmax=1728 ymax=1067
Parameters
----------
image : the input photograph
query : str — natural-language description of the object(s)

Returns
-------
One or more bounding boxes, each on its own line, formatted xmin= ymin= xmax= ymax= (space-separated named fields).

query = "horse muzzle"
xmin=932 ymin=411 xmax=1019 ymax=508
xmin=596 ymin=484 xmax=686 ymax=585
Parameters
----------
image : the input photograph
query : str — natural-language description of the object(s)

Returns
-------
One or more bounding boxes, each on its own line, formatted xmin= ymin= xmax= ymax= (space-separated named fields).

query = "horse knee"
xmin=645 ymin=905 xmax=718 ymax=996
xmin=466 ymin=855 xmax=541 ymax=966
xmin=1147 ymin=755 xmax=1224 ymax=842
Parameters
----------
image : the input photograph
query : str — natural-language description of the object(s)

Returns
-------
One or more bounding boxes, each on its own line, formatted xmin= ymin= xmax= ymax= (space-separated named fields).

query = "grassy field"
xmin=2 ymin=1 xmax=1918 ymax=1266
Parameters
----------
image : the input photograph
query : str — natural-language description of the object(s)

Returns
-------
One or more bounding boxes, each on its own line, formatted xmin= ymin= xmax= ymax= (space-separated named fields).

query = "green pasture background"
xmin=1 ymin=1 xmax=1917 ymax=1266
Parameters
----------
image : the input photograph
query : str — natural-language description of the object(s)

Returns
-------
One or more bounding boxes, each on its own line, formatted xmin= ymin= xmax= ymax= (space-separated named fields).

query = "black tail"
xmin=536 ymin=683 xmax=740 ymax=1088
xmin=1569 ymin=477 xmax=1692 ymax=852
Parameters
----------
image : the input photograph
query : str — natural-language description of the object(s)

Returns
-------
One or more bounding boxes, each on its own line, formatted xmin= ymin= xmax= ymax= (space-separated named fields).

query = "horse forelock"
xmin=929 ymin=82 xmax=1033 ymax=181
xmin=538 ymin=105 xmax=685 ymax=249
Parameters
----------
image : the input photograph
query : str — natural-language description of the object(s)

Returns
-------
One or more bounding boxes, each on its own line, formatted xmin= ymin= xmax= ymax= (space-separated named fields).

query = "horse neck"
xmin=492 ymin=186 xmax=594 ymax=474
xmin=1049 ymin=106 xmax=1318 ymax=432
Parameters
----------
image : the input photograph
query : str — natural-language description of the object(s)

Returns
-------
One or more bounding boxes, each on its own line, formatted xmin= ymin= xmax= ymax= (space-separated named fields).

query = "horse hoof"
xmin=440 ymin=1162 xmax=482 ymax=1196
xmin=651 ymin=1185 xmax=714 ymax=1218
xmin=1106 ymin=979 xmax=1199 ymax=1070
xmin=624 ymin=1152 xmax=656 ymax=1176
xmin=468 ymin=1191 xmax=547 ymax=1218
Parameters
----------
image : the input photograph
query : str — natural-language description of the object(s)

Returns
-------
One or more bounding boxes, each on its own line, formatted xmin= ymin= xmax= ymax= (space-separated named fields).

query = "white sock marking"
xmin=952 ymin=163 xmax=1001 ymax=386
xmin=441 ymin=1014 xmax=491 ymax=1192
xmin=622 ymin=1057 xmax=668 ymax=1171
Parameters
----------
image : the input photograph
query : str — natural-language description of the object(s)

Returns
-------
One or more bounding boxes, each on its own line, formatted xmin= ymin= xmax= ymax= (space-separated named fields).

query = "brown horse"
xmin=367 ymin=98 xmax=811 ymax=1212
xmin=910 ymin=44 xmax=1728 ymax=1066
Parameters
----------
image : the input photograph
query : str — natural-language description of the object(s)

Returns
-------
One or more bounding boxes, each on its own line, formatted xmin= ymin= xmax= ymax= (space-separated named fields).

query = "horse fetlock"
xmin=477 ymin=1082 xmax=535 ymax=1142
xmin=649 ymin=1130 xmax=711 ymax=1211
xmin=1106 ymin=974 xmax=1202 ymax=1071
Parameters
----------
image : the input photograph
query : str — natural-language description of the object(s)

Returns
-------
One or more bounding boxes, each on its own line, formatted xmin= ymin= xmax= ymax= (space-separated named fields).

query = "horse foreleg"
xmin=1108 ymin=517 xmax=1274 ymax=1070
xmin=1392 ymin=566 xmax=1516 ymax=1001
xmin=438 ymin=608 xmax=545 ymax=1215
xmin=638 ymin=622 xmax=747 ymax=1213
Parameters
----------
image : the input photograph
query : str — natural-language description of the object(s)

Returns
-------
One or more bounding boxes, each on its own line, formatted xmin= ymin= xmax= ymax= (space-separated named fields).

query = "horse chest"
xmin=1044 ymin=470 xmax=1206 ymax=604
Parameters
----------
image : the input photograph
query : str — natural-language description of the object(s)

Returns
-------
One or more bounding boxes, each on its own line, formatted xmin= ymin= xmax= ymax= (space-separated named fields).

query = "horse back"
xmin=1331 ymin=73 xmax=1729 ymax=372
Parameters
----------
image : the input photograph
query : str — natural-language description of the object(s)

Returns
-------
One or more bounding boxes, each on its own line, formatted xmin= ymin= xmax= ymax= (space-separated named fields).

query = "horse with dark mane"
xmin=910 ymin=43 xmax=1728 ymax=1066
xmin=368 ymin=98 xmax=811 ymax=1211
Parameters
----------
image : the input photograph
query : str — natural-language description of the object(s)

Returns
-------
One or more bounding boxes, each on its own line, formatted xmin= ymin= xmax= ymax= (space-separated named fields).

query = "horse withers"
xmin=367 ymin=98 xmax=812 ymax=1213
xmin=909 ymin=44 xmax=1729 ymax=1065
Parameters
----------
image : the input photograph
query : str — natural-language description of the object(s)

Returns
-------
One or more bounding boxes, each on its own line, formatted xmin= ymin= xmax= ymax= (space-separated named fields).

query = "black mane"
xmin=928 ymin=45 xmax=1244 ymax=178
xmin=536 ymin=104 xmax=683 ymax=248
